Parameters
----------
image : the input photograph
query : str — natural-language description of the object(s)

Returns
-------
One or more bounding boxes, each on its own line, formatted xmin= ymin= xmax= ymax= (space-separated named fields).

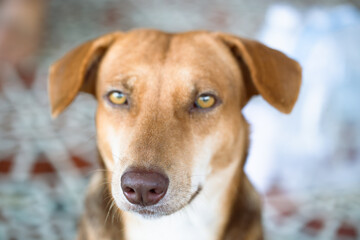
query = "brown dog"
xmin=48 ymin=29 xmax=301 ymax=240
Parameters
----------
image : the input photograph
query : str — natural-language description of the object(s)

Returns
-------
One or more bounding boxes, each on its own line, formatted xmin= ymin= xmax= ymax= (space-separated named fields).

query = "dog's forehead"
xmin=99 ymin=30 xmax=239 ymax=89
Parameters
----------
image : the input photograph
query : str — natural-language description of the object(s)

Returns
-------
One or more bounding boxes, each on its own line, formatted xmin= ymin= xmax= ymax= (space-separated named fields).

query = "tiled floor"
xmin=0 ymin=63 xmax=97 ymax=239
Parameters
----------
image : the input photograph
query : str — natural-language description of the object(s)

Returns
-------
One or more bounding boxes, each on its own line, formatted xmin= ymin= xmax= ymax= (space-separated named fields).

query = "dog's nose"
xmin=121 ymin=170 xmax=169 ymax=206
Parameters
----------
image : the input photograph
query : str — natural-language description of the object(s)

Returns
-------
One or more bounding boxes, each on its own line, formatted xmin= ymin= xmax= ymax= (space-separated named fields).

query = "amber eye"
xmin=195 ymin=94 xmax=216 ymax=109
xmin=108 ymin=91 xmax=128 ymax=105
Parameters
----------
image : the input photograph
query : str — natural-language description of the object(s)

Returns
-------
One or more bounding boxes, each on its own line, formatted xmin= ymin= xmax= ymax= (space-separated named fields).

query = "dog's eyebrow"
xmin=106 ymin=75 xmax=137 ymax=92
xmin=192 ymin=80 xmax=221 ymax=97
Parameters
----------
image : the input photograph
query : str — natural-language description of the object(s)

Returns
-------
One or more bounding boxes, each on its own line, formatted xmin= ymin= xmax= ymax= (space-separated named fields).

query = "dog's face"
xmin=96 ymin=31 xmax=247 ymax=216
xmin=49 ymin=29 xmax=301 ymax=218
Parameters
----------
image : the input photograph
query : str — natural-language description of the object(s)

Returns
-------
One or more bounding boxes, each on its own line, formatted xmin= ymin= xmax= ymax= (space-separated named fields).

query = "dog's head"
xmin=49 ymin=29 xmax=301 ymax=217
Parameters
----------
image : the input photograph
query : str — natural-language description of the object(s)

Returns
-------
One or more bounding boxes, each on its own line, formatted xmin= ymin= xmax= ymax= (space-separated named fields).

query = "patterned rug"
xmin=0 ymin=0 xmax=359 ymax=239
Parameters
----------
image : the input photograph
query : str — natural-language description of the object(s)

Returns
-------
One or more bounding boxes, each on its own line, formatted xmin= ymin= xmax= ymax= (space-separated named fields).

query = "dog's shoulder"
xmin=221 ymin=174 xmax=263 ymax=240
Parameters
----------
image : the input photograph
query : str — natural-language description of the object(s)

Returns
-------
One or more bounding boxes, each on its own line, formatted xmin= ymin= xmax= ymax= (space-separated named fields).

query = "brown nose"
xmin=121 ymin=170 xmax=169 ymax=206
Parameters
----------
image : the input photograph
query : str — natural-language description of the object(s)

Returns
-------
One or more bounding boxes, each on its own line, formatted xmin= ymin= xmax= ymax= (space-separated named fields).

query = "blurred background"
xmin=0 ymin=0 xmax=359 ymax=239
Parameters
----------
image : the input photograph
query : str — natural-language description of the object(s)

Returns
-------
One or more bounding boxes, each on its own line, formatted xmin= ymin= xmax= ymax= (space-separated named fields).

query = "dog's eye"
xmin=195 ymin=94 xmax=216 ymax=109
xmin=108 ymin=91 xmax=128 ymax=105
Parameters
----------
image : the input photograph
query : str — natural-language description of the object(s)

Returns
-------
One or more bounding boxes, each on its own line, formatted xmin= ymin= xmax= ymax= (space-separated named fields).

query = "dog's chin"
xmin=124 ymin=204 xmax=172 ymax=218
xmin=122 ymin=201 xmax=187 ymax=219
xmin=117 ymin=186 xmax=202 ymax=219
xmin=132 ymin=208 xmax=166 ymax=219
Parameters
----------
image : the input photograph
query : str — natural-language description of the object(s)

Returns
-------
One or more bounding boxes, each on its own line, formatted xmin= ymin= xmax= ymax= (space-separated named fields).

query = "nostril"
xmin=121 ymin=170 xmax=169 ymax=206
xmin=124 ymin=187 xmax=135 ymax=194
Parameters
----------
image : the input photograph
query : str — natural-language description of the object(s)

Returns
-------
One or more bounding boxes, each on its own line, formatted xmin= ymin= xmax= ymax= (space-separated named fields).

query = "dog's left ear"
xmin=48 ymin=32 xmax=121 ymax=118
xmin=214 ymin=33 xmax=302 ymax=114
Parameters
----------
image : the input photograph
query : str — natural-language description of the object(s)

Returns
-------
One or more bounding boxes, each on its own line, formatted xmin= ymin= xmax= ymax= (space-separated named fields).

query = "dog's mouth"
xmin=188 ymin=185 xmax=202 ymax=204
xmin=126 ymin=186 xmax=203 ymax=218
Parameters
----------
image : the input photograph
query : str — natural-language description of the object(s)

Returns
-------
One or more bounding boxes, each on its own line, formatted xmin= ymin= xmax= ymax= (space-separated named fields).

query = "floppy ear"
xmin=214 ymin=33 xmax=302 ymax=114
xmin=48 ymin=32 xmax=121 ymax=118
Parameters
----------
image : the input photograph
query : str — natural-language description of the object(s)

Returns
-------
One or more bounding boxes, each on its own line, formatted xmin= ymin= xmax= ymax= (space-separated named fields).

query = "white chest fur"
xmin=124 ymin=195 xmax=218 ymax=240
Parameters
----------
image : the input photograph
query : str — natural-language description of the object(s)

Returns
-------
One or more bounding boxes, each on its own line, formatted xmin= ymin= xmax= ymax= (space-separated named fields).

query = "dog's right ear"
xmin=48 ymin=32 xmax=121 ymax=118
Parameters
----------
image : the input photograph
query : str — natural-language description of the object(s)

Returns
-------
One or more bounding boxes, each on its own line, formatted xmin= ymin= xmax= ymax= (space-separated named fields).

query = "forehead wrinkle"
xmin=121 ymin=30 xmax=172 ymax=64
xmin=147 ymin=34 xmax=174 ymax=116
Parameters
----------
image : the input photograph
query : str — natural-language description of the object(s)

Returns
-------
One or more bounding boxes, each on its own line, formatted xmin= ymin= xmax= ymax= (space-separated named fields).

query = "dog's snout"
xmin=121 ymin=170 xmax=169 ymax=206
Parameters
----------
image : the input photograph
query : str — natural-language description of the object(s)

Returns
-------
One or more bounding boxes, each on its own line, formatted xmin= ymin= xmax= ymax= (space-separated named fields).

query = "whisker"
xmin=105 ymin=201 xmax=115 ymax=225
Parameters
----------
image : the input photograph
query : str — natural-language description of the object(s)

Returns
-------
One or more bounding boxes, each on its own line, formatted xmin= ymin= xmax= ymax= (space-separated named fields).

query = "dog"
xmin=48 ymin=29 xmax=301 ymax=240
